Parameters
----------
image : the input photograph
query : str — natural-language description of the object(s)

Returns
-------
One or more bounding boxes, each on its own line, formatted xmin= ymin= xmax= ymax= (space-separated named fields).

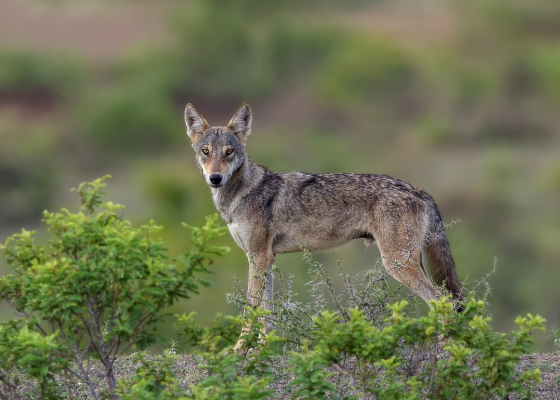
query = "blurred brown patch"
xmin=339 ymin=0 xmax=457 ymax=48
xmin=0 ymin=0 xmax=172 ymax=62
xmin=0 ymin=89 xmax=57 ymax=114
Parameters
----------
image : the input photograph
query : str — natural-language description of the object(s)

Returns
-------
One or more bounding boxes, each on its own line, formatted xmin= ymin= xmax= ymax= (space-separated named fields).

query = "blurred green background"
xmin=1 ymin=0 xmax=559 ymax=350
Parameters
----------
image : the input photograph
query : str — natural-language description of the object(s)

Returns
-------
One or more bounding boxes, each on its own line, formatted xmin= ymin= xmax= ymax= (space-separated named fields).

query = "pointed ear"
xmin=185 ymin=103 xmax=210 ymax=144
xmin=227 ymin=102 xmax=252 ymax=144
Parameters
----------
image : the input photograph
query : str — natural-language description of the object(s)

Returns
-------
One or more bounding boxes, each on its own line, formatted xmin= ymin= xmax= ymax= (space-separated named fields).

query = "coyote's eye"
xmin=226 ymin=149 xmax=234 ymax=156
xmin=202 ymin=148 xmax=209 ymax=155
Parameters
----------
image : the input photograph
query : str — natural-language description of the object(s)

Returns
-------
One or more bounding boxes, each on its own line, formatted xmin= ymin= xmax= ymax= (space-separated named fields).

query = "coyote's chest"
xmin=226 ymin=222 xmax=250 ymax=253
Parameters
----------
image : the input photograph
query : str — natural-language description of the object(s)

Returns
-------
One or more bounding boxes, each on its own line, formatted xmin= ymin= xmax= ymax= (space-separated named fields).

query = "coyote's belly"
xmin=270 ymin=216 xmax=368 ymax=254
xmin=272 ymin=234 xmax=356 ymax=254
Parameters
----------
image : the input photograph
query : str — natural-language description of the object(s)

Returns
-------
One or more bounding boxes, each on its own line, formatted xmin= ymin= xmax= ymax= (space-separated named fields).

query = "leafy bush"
xmin=290 ymin=298 xmax=544 ymax=399
xmin=225 ymin=253 xmax=545 ymax=399
xmin=172 ymin=295 xmax=545 ymax=399
xmin=0 ymin=176 xmax=229 ymax=399
xmin=0 ymin=325 xmax=66 ymax=399
xmin=175 ymin=308 xmax=280 ymax=400
xmin=116 ymin=352 xmax=189 ymax=400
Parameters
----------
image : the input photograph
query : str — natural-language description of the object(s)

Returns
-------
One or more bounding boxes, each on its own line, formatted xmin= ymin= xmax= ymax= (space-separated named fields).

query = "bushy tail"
xmin=424 ymin=206 xmax=464 ymax=310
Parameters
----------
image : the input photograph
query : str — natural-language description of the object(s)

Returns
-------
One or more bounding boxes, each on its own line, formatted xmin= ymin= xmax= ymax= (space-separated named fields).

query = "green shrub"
xmin=0 ymin=176 xmax=229 ymax=399
xmin=176 ymin=307 xmax=280 ymax=400
xmin=116 ymin=352 xmax=189 ymax=400
xmin=290 ymin=298 xmax=544 ymax=399
xmin=224 ymin=253 xmax=545 ymax=399
xmin=0 ymin=325 xmax=67 ymax=399
xmin=174 ymin=293 xmax=545 ymax=399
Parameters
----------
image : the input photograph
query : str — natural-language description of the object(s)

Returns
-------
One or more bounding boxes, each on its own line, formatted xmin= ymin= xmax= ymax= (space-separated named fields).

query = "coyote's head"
xmin=184 ymin=102 xmax=251 ymax=188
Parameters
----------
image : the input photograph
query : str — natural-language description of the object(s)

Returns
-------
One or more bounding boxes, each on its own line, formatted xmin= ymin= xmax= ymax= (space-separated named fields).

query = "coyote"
xmin=184 ymin=102 xmax=463 ymax=325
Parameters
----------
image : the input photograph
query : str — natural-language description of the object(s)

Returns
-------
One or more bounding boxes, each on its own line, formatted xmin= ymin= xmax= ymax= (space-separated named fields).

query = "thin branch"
xmin=334 ymin=361 xmax=360 ymax=400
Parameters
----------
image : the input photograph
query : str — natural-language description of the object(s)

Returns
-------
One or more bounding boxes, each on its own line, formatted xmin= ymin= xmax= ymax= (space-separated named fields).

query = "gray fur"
xmin=185 ymin=103 xmax=464 ymax=327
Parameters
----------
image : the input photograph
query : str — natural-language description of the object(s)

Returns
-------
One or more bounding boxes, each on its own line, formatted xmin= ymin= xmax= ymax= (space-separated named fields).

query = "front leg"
xmin=264 ymin=265 xmax=274 ymax=314
xmin=262 ymin=256 xmax=275 ymax=334
xmin=233 ymin=250 xmax=275 ymax=352
xmin=247 ymin=251 xmax=276 ymax=309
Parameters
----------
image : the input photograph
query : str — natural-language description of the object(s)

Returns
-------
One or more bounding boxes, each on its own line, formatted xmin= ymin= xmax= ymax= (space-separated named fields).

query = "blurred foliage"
xmin=0 ymin=158 xmax=55 ymax=223
xmin=527 ymin=46 xmax=560 ymax=103
xmin=0 ymin=51 xmax=85 ymax=96
xmin=313 ymin=35 xmax=415 ymax=107
xmin=80 ymin=85 xmax=180 ymax=153
xmin=0 ymin=0 xmax=560 ymax=350
xmin=0 ymin=120 xmax=58 ymax=223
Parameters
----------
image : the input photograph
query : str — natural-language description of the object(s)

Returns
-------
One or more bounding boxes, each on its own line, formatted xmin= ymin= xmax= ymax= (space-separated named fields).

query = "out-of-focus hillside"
xmin=1 ymin=0 xmax=559 ymax=350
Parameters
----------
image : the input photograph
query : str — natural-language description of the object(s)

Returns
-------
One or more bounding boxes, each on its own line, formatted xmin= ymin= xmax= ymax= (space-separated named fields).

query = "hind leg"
xmin=378 ymin=245 xmax=443 ymax=304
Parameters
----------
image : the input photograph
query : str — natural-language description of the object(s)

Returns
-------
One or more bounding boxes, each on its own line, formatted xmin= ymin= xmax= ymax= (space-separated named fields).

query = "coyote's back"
xmin=184 ymin=102 xmax=463 ymax=317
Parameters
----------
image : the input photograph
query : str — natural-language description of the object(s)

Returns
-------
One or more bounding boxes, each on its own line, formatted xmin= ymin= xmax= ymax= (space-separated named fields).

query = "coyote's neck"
xmin=210 ymin=158 xmax=265 ymax=221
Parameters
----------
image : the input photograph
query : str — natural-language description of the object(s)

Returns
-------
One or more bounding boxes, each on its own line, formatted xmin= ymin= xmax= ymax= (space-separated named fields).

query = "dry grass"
xmin=516 ymin=353 xmax=560 ymax=400
xmin=6 ymin=352 xmax=559 ymax=399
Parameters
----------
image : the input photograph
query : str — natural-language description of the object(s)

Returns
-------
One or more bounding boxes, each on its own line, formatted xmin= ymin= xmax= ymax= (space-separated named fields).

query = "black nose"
xmin=209 ymin=174 xmax=222 ymax=185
